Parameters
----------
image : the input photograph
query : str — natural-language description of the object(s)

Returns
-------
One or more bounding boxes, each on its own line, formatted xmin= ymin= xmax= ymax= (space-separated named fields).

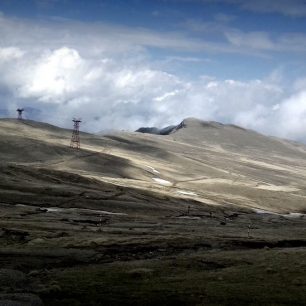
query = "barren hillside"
xmin=3 ymin=117 xmax=306 ymax=213
xmin=1 ymin=118 xmax=306 ymax=306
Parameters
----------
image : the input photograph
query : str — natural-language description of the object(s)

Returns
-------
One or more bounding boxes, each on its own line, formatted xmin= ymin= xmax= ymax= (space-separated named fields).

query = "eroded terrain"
xmin=1 ymin=118 xmax=306 ymax=305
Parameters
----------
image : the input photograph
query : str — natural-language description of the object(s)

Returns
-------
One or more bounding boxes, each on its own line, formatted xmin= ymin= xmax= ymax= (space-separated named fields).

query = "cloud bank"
xmin=0 ymin=13 xmax=306 ymax=143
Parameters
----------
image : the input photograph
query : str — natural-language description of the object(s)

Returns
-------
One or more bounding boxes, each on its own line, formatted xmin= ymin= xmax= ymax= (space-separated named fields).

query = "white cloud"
xmin=183 ymin=19 xmax=306 ymax=53
xmin=0 ymin=13 xmax=199 ymax=55
xmin=0 ymin=13 xmax=306 ymax=143
xmin=0 ymin=47 xmax=24 ymax=61
xmin=275 ymin=91 xmax=306 ymax=140
xmin=225 ymin=30 xmax=275 ymax=50
xmin=19 ymin=47 xmax=83 ymax=102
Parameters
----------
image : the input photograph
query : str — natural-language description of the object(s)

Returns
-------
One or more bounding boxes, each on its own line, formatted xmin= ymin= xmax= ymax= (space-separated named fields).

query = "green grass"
xmin=38 ymin=248 xmax=306 ymax=306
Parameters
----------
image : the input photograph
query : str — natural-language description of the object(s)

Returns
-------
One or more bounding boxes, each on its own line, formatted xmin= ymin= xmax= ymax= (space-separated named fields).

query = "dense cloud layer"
xmin=0 ymin=13 xmax=306 ymax=142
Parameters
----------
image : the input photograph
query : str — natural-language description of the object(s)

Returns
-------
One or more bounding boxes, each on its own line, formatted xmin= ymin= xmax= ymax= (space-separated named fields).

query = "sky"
xmin=0 ymin=0 xmax=306 ymax=142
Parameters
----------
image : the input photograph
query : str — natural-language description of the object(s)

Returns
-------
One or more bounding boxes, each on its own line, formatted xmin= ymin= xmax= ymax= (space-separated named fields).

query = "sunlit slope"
xmin=105 ymin=118 xmax=306 ymax=212
xmin=1 ymin=118 xmax=306 ymax=213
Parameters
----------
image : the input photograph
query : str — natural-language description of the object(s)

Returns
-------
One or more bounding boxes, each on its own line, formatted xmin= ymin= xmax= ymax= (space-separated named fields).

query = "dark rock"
xmin=0 ymin=293 xmax=43 ymax=306
xmin=0 ymin=269 xmax=26 ymax=287
xmin=136 ymin=125 xmax=177 ymax=135
xmin=1 ymin=228 xmax=30 ymax=242
xmin=35 ymin=208 xmax=47 ymax=213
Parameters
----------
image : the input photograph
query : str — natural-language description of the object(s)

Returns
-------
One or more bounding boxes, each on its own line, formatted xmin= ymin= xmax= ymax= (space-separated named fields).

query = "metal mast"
xmin=70 ymin=118 xmax=82 ymax=149
xmin=17 ymin=108 xmax=24 ymax=120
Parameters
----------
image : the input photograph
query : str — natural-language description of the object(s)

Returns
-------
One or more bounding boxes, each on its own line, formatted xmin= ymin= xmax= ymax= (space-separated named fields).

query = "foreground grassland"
xmin=1 ymin=201 xmax=306 ymax=305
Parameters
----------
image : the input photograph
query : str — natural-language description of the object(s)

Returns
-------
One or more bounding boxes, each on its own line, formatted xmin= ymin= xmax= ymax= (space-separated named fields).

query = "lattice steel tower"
xmin=17 ymin=108 xmax=24 ymax=120
xmin=70 ymin=118 xmax=82 ymax=149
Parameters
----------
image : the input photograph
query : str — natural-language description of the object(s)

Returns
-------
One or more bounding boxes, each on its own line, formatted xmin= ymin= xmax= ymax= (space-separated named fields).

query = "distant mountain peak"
xmin=135 ymin=124 xmax=177 ymax=135
xmin=135 ymin=118 xmax=225 ymax=135
xmin=181 ymin=117 xmax=224 ymax=128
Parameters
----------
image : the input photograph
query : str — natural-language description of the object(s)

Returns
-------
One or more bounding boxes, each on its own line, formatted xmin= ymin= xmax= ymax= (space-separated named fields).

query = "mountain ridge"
xmin=1 ymin=117 xmax=306 ymax=213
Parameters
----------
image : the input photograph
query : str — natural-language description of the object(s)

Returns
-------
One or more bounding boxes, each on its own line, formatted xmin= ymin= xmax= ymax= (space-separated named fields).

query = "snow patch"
xmin=286 ymin=213 xmax=305 ymax=218
xmin=177 ymin=190 xmax=198 ymax=196
xmin=255 ymin=184 xmax=299 ymax=192
xmin=93 ymin=210 xmax=127 ymax=216
xmin=46 ymin=207 xmax=127 ymax=215
xmin=46 ymin=207 xmax=62 ymax=212
xmin=253 ymin=209 xmax=279 ymax=215
xmin=253 ymin=209 xmax=305 ymax=218
xmin=145 ymin=165 xmax=160 ymax=174
xmin=177 ymin=216 xmax=201 ymax=220
xmin=152 ymin=178 xmax=172 ymax=186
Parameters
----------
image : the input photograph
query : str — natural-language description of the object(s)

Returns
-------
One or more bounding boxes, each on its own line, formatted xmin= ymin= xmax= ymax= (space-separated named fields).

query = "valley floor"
xmin=1 ymin=200 xmax=306 ymax=305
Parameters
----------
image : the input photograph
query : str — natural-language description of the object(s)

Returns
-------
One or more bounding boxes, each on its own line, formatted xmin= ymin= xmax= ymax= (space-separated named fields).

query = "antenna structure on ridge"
xmin=17 ymin=108 xmax=24 ymax=120
xmin=70 ymin=118 xmax=82 ymax=149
